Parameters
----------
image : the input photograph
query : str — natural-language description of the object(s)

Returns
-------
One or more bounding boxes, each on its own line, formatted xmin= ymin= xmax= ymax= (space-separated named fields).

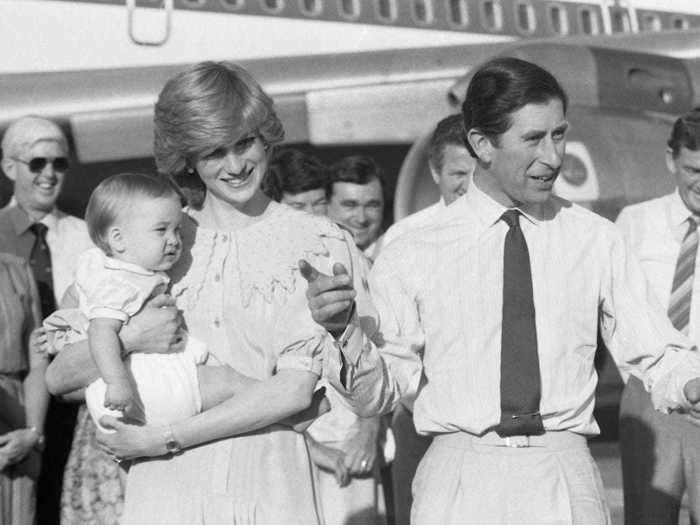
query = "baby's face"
xmin=115 ymin=195 xmax=183 ymax=272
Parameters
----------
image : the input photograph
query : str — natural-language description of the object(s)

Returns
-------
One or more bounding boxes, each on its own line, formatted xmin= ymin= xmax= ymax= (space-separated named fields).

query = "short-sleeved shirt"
xmin=75 ymin=248 xmax=169 ymax=323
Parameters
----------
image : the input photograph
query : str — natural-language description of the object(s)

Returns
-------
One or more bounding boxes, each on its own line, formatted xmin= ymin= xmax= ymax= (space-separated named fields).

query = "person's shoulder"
xmin=552 ymin=195 xmax=612 ymax=228
xmin=618 ymin=193 xmax=671 ymax=221
xmin=272 ymin=204 xmax=345 ymax=240
xmin=383 ymin=202 xmax=441 ymax=247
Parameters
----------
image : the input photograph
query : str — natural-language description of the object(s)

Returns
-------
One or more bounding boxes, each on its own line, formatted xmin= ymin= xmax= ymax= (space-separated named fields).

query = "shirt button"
xmin=214 ymin=318 xmax=220 ymax=328
xmin=221 ymin=234 xmax=228 ymax=242
xmin=215 ymin=274 xmax=221 ymax=282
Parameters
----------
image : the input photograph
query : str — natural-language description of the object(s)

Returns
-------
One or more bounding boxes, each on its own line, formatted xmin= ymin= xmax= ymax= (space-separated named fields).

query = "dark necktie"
xmin=668 ymin=216 xmax=699 ymax=334
xmin=496 ymin=209 xmax=544 ymax=437
xmin=29 ymin=222 xmax=56 ymax=317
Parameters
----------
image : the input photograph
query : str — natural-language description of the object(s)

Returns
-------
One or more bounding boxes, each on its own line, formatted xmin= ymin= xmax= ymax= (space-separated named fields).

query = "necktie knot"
xmin=501 ymin=209 xmax=521 ymax=229
xmin=30 ymin=222 xmax=48 ymax=240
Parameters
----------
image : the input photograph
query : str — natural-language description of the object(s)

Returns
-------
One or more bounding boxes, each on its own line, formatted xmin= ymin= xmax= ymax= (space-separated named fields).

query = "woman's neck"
xmin=197 ymin=191 xmax=274 ymax=230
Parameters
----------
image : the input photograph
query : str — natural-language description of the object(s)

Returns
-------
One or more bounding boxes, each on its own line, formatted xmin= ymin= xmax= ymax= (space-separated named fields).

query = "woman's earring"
xmin=187 ymin=167 xmax=195 ymax=174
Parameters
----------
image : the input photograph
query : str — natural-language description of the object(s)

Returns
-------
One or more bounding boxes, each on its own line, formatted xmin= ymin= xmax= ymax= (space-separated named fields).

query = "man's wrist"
xmin=27 ymin=426 xmax=45 ymax=452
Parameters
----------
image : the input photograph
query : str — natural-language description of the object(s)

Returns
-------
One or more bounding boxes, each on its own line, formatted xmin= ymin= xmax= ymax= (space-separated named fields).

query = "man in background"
xmin=328 ymin=155 xmax=386 ymax=262
xmin=616 ymin=107 xmax=700 ymax=525
xmin=263 ymin=148 xmax=330 ymax=216
xmin=0 ymin=116 xmax=93 ymax=524
xmin=383 ymin=114 xmax=474 ymax=249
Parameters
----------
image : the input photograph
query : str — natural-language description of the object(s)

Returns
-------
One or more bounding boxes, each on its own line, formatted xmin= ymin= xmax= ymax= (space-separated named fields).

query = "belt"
xmin=433 ymin=430 xmax=587 ymax=450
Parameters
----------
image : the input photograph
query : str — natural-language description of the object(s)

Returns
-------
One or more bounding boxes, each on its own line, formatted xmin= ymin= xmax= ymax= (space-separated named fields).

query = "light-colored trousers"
xmin=619 ymin=375 xmax=700 ymax=525
xmin=411 ymin=431 xmax=611 ymax=525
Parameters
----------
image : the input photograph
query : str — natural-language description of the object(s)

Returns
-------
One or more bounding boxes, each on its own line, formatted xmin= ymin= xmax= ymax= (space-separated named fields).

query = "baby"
xmin=45 ymin=173 xmax=206 ymax=430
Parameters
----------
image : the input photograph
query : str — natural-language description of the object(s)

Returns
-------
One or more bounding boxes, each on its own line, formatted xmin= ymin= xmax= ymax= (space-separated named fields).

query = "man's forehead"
xmin=332 ymin=180 xmax=383 ymax=201
xmin=28 ymin=137 xmax=67 ymax=151
xmin=3 ymin=117 xmax=67 ymax=155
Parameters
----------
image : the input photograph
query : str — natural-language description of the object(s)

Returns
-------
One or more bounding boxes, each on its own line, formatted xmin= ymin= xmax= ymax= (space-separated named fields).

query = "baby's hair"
xmin=86 ymin=172 xmax=185 ymax=255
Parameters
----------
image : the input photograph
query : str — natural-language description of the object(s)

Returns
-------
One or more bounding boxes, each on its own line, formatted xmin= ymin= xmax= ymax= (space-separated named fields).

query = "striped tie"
xmin=668 ymin=216 xmax=699 ymax=334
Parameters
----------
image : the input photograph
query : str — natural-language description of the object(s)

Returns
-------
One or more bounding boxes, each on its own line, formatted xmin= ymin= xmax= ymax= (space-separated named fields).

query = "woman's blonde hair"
xmin=154 ymin=61 xmax=284 ymax=177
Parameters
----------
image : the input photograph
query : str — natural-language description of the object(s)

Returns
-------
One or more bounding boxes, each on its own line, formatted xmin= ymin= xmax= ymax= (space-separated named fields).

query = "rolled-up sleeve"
xmin=326 ymin=238 xmax=424 ymax=417
xmin=600 ymin=228 xmax=700 ymax=413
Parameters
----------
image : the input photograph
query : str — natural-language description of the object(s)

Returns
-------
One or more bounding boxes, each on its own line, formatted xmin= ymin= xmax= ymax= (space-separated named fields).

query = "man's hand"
xmin=299 ymin=260 xmax=356 ymax=335
xmin=342 ymin=417 xmax=379 ymax=476
xmin=120 ymin=294 xmax=184 ymax=355
xmin=0 ymin=429 xmax=39 ymax=466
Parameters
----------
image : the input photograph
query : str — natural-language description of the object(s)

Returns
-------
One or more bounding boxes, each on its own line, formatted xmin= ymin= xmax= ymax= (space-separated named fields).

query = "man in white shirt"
xmin=382 ymin=113 xmax=474 ymax=249
xmin=382 ymin=113 xmax=475 ymax=525
xmin=307 ymin=58 xmax=700 ymax=524
xmin=615 ymin=108 xmax=700 ymax=525
xmin=0 ymin=116 xmax=93 ymax=524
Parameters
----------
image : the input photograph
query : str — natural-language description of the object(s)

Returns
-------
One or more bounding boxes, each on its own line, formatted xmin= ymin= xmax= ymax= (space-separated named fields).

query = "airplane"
xmin=2 ymin=0 xmax=699 ymax=431
xmin=2 ymin=0 xmax=699 ymax=216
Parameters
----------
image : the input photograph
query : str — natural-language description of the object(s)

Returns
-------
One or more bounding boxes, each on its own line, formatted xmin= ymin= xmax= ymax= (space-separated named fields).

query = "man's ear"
xmin=1 ymin=157 xmax=17 ymax=182
xmin=429 ymin=164 xmax=440 ymax=186
xmin=466 ymin=129 xmax=494 ymax=164
xmin=107 ymin=226 xmax=126 ymax=254
xmin=665 ymin=147 xmax=678 ymax=175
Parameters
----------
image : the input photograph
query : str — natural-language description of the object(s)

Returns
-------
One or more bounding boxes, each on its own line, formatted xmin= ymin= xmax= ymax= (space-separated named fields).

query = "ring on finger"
xmin=110 ymin=454 xmax=122 ymax=464
xmin=360 ymin=459 xmax=368 ymax=469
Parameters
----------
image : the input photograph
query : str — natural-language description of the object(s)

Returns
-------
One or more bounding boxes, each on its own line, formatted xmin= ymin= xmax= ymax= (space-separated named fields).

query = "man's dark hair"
xmin=428 ymin=114 xmax=466 ymax=173
xmin=668 ymin=107 xmax=700 ymax=157
xmin=263 ymin=148 xmax=329 ymax=201
xmin=462 ymin=57 xmax=568 ymax=157
xmin=330 ymin=155 xmax=385 ymax=195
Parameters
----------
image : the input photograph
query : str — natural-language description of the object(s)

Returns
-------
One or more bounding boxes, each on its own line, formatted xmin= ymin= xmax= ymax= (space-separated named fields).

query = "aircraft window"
xmin=671 ymin=15 xmax=689 ymax=30
xmin=515 ymin=1 xmax=536 ymax=33
xmin=220 ymin=0 xmax=244 ymax=9
xmin=300 ymin=0 xmax=321 ymax=15
xmin=640 ymin=12 xmax=662 ymax=32
xmin=447 ymin=0 xmax=469 ymax=27
xmin=339 ymin=0 xmax=360 ymax=19
xmin=610 ymin=8 xmax=631 ymax=33
xmin=547 ymin=4 xmax=569 ymax=35
xmin=578 ymin=7 xmax=600 ymax=35
xmin=375 ymin=0 xmax=397 ymax=21
xmin=481 ymin=0 xmax=503 ymax=31
xmin=261 ymin=0 xmax=284 ymax=12
xmin=412 ymin=0 xmax=434 ymax=24
xmin=183 ymin=0 xmax=207 ymax=7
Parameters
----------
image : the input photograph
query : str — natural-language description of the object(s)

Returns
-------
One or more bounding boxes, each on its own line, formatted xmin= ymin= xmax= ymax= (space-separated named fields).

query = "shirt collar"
xmin=465 ymin=177 xmax=547 ymax=232
xmin=670 ymin=189 xmax=696 ymax=227
xmin=103 ymin=254 xmax=162 ymax=278
xmin=6 ymin=197 xmax=62 ymax=234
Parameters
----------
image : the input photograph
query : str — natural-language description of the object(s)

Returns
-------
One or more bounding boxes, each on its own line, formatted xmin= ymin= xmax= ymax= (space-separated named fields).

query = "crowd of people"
xmin=1 ymin=55 xmax=700 ymax=525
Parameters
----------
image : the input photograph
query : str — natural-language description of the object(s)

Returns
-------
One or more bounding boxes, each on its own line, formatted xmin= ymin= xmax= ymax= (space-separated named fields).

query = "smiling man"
xmin=0 ymin=116 xmax=93 ymax=525
xmin=327 ymin=155 xmax=385 ymax=260
xmin=312 ymin=58 xmax=700 ymax=525
xmin=616 ymin=108 xmax=700 ymax=525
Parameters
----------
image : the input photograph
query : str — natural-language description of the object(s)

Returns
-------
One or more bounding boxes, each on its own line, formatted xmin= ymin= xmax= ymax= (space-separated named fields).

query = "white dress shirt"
xmin=382 ymin=199 xmax=446 ymax=249
xmin=616 ymin=190 xmax=700 ymax=381
xmin=42 ymin=208 xmax=94 ymax=304
xmin=327 ymin=181 xmax=700 ymax=437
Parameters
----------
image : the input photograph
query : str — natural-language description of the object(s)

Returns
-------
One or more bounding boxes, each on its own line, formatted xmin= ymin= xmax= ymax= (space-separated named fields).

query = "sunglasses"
xmin=13 ymin=156 xmax=69 ymax=174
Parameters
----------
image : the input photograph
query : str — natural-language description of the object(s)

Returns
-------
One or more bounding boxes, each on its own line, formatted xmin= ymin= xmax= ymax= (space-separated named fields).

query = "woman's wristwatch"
xmin=28 ymin=426 xmax=45 ymax=452
xmin=163 ymin=426 xmax=182 ymax=454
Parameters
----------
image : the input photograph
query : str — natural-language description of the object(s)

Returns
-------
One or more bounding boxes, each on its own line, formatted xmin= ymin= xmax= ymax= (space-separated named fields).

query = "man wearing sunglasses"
xmin=0 ymin=116 xmax=93 ymax=525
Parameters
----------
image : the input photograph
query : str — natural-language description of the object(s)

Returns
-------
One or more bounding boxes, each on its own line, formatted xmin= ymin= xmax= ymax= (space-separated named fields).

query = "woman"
xmin=0 ymin=253 xmax=49 ymax=525
xmin=48 ymin=61 xmax=360 ymax=525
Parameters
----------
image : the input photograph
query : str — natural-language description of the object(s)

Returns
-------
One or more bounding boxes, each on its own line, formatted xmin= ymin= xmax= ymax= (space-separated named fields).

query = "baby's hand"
xmin=29 ymin=327 xmax=51 ymax=356
xmin=105 ymin=381 xmax=135 ymax=413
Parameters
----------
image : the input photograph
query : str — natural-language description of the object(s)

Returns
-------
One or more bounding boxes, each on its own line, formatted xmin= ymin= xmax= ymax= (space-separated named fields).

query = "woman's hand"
xmin=0 ymin=428 xmax=39 ymax=466
xmin=121 ymin=294 xmax=185 ymax=355
xmin=307 ymin=436 xmax=350 ymax=487
xmin=29 ymin=327 xmax=50 ymax=357
xmin=96 ymin=416 xmax=167 ymax=461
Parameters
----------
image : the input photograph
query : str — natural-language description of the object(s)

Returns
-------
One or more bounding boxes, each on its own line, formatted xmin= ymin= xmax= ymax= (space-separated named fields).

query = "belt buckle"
xmin=504 ymin=435 xmax=530 ymax=448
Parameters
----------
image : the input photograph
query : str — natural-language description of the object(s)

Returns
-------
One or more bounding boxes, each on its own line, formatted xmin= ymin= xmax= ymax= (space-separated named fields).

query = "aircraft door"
xmin=127 ymin=0 xmax=173 ymax=46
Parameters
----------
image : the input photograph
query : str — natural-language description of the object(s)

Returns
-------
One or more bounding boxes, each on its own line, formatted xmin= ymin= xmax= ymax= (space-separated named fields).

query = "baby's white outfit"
xmin=45 ymin=248 xmax=206 ymax=430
